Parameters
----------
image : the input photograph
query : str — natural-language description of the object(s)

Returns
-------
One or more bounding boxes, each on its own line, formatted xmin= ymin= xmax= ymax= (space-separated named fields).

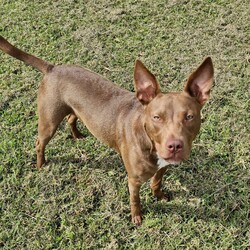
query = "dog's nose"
xmin=167 ymin=140 xmax=183 ymax=153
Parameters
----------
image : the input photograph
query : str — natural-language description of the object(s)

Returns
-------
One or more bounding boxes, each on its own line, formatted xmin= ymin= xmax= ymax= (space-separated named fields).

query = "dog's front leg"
xmin=128 ymin=176 xmax=143 ymax=225
xmin=150 ymin=167 xmax=171 ymax=200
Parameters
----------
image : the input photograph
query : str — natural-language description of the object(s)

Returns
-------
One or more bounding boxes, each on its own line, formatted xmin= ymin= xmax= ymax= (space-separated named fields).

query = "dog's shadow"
xmin=145 ymin=153 xmax=243 ymax=225
xmin=44 ymin=147 xmax=123 ymax=171
xmin=33 ymin=141 xmax=241 ymax=225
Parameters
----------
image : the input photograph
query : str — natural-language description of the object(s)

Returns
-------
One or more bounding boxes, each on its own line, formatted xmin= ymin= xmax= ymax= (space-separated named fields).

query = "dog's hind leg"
xmin=36 ymin=114 xmax=65 ymax=168
xmin=67 ymin=113 xmax=84 ymax=139
xmin=36 ymin=94 xmax=70 ymax=168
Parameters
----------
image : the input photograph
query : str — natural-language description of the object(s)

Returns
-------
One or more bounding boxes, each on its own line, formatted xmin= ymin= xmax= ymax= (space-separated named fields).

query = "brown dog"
xmin=0 ymin=36 xmax=213 ymax=225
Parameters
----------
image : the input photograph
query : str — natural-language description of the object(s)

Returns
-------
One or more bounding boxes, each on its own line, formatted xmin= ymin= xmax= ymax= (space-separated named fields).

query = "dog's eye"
xmin=185 ymin=114 xmax=194 ymax=121
xmin=153 ymin=115 xmax=161 ymax=121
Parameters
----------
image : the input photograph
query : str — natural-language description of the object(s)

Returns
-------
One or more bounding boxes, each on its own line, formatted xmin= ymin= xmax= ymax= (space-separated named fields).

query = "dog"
xmin=0 ymin=36 xmax=213 ymax=225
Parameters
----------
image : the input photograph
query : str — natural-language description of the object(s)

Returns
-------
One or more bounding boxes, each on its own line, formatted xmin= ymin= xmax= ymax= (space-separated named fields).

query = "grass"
xmin=0 ymin=0 xmax=249 ymax=249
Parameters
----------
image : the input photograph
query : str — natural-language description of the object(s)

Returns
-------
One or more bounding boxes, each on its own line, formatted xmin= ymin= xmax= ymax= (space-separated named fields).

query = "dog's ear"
xmin=134 ymin=60 xmax=160 ymax=105
xmin=185 ymin=57 xmax=214 ymax=106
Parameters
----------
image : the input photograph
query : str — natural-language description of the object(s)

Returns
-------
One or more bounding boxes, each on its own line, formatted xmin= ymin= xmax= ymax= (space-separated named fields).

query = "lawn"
xmin=0 ymin=0 xmax=249 ymax=249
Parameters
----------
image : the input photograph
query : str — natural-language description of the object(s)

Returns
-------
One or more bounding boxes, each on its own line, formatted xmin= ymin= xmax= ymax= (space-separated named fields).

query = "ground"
xmin=0 ymin=0 xmax=249 ymax=249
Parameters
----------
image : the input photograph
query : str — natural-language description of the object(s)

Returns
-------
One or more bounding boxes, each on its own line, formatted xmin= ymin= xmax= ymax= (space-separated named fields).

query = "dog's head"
xmin=134 ymin=57 xmax=214 ymax=164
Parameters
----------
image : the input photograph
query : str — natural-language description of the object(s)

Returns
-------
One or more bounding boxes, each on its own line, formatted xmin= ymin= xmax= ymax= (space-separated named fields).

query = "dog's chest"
xmin=157 ymin=157 xmax=169 ymax=169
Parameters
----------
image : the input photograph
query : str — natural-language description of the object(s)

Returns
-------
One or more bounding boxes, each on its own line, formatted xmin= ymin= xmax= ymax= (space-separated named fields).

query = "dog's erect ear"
xmin=134 ymin=60 xmax=161 ymax=105
xmin=185 ymin=57 xmax=214 ymax=106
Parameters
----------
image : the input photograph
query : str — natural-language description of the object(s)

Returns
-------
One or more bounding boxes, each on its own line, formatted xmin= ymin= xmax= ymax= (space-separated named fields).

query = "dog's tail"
xmin=0 ymin=36 xmax=53 ymax=74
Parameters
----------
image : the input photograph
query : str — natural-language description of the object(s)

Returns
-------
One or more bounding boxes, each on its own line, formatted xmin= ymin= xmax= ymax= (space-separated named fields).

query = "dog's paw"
xmin=132 ymin=214 xmax=143 ymax=226
xmin=154 ymin=190 xmax=173 ymax=201
xmin=67 ymin=133 xmax=85 ymax=140
xmin=74 ymin=133 xmax=85 ymax=140
xmin=161 ymin=192 xmax=173 ymax=201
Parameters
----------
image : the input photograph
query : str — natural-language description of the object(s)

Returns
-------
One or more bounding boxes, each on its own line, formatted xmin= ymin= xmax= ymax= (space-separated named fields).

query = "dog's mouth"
xmin=156 ymin=154 xmax=183 ymax=169
xmin=162 ymin=154 xmax=184 ymax=164
xmin=155 ymin=142 xmax=189 ymax=165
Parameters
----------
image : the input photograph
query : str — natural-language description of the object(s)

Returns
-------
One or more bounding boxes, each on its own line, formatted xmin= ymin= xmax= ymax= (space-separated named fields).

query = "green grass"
xmin=0 ymin=0 xmax=249 ymax=249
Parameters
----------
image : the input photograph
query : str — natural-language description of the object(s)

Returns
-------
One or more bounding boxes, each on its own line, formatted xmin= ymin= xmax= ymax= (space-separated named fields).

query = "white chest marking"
xmin=157 ymin=156 xmax=169 ymax=169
